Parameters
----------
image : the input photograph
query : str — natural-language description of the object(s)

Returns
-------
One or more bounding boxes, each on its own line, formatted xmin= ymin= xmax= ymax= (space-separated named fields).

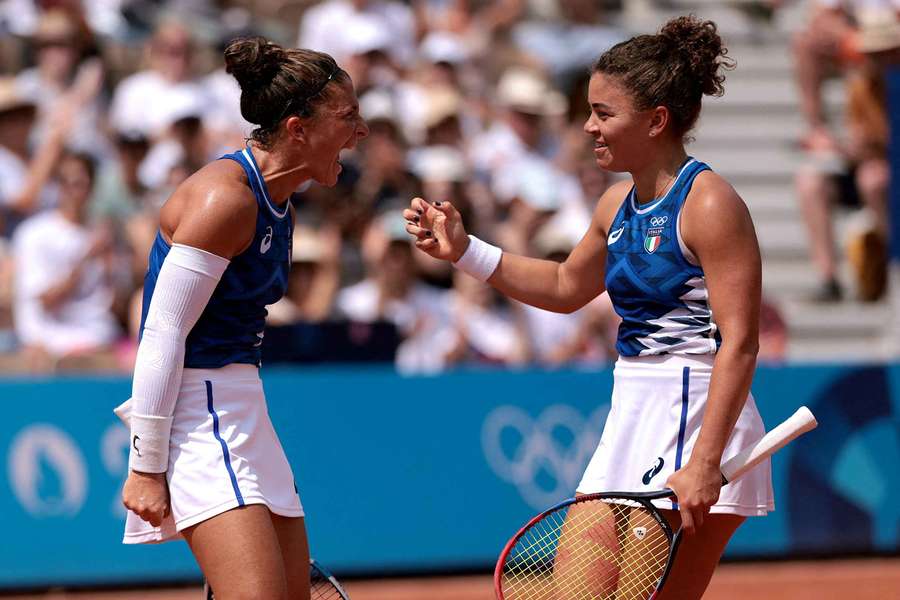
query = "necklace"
xmin=654 ymin=171 xmax=678 ymax=199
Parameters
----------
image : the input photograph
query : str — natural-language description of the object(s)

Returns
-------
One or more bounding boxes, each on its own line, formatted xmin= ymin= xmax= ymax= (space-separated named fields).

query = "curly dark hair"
xmin=592 ymin=15 xmax=735 ymax=139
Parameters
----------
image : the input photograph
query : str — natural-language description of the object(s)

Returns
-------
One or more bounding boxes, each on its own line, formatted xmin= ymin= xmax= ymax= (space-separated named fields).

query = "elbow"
xmin=720 ymin=335 xmax=759 ymax=358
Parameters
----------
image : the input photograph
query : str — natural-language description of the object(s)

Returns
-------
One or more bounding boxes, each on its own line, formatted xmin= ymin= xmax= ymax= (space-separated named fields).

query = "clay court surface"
xmin=3 ymin=558 xmax=898 ymax=600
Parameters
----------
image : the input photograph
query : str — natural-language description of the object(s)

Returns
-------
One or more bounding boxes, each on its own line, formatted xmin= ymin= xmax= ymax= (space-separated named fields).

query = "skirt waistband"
xmin=615 ymin=353 xmax=716 ymax=372
xmin=181 ymin=362 xmax=260 ymax=384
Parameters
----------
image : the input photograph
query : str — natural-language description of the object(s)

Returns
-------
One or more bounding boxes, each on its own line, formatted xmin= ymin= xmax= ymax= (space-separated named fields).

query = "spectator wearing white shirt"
xmin=468 ymin=66 xmax=567 ymax=189
xmin=108 ymin=18 xmax=209 ymax=140
xmin=298 ymin=0 xmax=416 ymax=67
xmin=336 ymin=212 xmax=447 ymax=373
xmin=14 ymin=9 xmax=108 ymax=159
xmin=12 ymin=151 xmax=119 ymax=371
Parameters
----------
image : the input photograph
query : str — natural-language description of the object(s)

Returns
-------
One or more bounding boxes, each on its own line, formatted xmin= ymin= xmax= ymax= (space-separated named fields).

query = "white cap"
xmin=496 ymin=67 xmax=566 ymax=116
xmin=360 ymin=88 xmax=399 ymax=124
xmin=344 ymin=14 xmax=393 ymax=56
xmin=422 ymin=87 xmax=462 ymax=129
xmin=495 ymin=157 xmax=564 ymax=212
xmin=157 ymin=84 xmax=207 ymax=129
xmin=420 ymin=31 xmax=470 ymax=65
xmin=409 ymin=145 xmax=469 ymax=183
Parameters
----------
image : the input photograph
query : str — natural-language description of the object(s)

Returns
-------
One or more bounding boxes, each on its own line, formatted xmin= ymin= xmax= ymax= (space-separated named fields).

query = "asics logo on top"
xmin=649 ymin=216 xmax=668 ymax=226
xmin=253 ymin=331 xmax=264 ymax=347
xmin=260 ymin=226 xmax=273 ymax=254
xmin=642 ymin=456 xmax=665 ymax=484
xmin=607 ymin=225 xmax=626 ymax=245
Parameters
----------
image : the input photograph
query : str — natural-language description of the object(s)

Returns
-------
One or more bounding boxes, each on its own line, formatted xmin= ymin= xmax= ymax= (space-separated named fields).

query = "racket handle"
xmin=720 ymin=406 xmax=818 ymax=483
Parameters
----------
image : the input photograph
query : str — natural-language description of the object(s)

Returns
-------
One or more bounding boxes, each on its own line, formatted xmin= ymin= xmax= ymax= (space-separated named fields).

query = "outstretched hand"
xmin=402 ymin=197 xmax=469 ymax=262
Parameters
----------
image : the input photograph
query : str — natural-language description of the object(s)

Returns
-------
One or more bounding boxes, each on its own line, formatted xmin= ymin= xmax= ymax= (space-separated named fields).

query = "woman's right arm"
xmin=122 ymin=169 xmax=256 ymax=526
xmin=404 ymin=180 xmax=627 ymax=314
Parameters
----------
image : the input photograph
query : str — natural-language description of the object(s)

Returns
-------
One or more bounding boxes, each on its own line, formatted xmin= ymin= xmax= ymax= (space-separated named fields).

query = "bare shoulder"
xmin=684 ymin=170 xmax=749 ymax=219
xmin=163 ymin=160 xmax=259 ymax=257
xmin=682 ymin=170 xmax=757 ymax=254
xmin=592 ymin=179 xmax=632 ymax=235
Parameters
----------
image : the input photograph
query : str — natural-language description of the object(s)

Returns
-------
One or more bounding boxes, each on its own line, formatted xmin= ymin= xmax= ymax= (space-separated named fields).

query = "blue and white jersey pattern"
xmin=140 ymin=146 xmax=293 ymax=368
xmin=604 ymin=158 xmax=721 ymax=357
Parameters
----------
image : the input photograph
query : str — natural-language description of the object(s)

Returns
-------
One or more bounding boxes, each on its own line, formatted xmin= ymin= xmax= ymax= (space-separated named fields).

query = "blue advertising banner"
xmin=1 ymin=364 xmax=899 ymax=588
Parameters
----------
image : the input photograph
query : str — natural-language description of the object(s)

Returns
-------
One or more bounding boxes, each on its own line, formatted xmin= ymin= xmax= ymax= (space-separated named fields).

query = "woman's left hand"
xmin=664 ymin=459 xmax=722 ymax=536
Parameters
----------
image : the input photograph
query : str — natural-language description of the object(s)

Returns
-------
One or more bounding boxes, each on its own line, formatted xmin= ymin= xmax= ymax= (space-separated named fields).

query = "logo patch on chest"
xmin=644 ymin=227 xmax=664 ymax=254
xmin=260 ymin=226 xmax=273 ymax=254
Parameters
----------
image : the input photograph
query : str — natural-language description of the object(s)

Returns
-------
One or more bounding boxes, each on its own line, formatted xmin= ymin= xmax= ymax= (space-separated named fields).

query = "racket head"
xmin=495 ymin=490 xmax=679 ymax=600
xmin=310 ymin=559 xmax=351 ymax=600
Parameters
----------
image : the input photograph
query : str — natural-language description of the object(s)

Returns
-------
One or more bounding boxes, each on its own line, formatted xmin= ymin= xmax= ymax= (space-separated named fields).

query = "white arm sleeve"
xmin=127 ymin=244 xmax=229 ymax=473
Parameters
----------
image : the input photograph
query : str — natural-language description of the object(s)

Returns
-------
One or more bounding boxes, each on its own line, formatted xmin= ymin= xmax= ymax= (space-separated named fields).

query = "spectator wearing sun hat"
xmin=468 ymin=67 xmax=567 ymax=193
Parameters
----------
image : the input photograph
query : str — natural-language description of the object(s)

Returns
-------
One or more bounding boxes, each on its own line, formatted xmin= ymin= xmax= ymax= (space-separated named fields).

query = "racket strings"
xmin=500 ymin=499 xmax=671 ymax=599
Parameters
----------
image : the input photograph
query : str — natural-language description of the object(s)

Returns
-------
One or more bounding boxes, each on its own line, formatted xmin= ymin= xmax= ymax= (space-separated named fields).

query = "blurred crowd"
xmin=1 ymin=0 xmax=896 ymax=375
xmin=0 ymin=0 xmax=628 ymax=374
xmin=792 ymin=0 xmax=899 ymax=303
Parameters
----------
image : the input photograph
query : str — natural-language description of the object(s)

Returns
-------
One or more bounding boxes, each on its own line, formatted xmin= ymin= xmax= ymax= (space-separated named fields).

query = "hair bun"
xmin=660 ymin=15 xmax=733 ymax=97
xmin=224 ymin=36 xmax=285 ymax=91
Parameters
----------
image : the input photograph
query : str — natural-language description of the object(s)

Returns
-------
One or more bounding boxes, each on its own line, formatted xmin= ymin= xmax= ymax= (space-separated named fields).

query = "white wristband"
xmin=453 ymin=235 xmax=502 ymax=282
xmin=128 ymin=411 xmax=174 ymax=473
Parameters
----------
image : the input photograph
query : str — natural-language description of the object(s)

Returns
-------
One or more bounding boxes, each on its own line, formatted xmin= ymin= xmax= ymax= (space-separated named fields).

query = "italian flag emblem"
xmin=644 ymin=227 xmax=664 ymax=254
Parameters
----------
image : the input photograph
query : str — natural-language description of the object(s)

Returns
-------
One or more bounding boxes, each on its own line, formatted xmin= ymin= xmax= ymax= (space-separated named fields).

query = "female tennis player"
xmin=405 ymin=16 xmax=772 ymax=599
xmin=118 ymin=37 xmax=368 ymax=599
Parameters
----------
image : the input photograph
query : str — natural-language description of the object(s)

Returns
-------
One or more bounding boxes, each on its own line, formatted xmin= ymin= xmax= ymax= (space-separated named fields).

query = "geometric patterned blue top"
xmin=605 ymin=157 xmax=722 ymax=357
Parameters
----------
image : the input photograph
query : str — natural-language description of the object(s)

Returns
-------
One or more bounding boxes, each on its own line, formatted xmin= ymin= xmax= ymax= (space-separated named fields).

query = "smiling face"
xmin=299 ymin=78 xmax=369 ymax=187
xmin=583 ymin=72 xmax=658 ymax=173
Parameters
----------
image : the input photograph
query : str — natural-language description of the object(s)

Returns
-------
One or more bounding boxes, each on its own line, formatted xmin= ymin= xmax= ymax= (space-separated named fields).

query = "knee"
xmin=795 ymin=171 xmax=830 ymax=205
xmin=856 ymin=159 xmax=889 ymax=201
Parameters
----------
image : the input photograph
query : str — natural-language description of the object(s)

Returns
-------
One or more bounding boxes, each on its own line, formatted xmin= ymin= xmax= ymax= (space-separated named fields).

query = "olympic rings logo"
xmin=481 ymin=404 xmax=609 ymax=509
xmin=649 ymin=216 xmax=668 ymax=226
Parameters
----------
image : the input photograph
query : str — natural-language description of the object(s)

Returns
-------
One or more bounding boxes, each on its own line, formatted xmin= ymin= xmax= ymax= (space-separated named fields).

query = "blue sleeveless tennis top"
xmin=605 ymin=157 xmax=721 ymax=357
xmin=140 ymin=146 xmax=293 ymax=368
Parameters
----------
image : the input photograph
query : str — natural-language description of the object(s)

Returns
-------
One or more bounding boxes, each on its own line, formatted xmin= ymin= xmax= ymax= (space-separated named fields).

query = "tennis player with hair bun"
xmin=115 ymin=37 xmax=368 ymax=599
xmin=405 ymin=16 xmax=773 ymax=598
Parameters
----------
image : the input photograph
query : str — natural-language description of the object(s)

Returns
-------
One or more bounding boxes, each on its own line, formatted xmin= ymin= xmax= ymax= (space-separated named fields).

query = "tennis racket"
xmin=203 ymin=558 xmax=351 ymax=599
xmin=494 ymin=406 xmax=818 ymax=600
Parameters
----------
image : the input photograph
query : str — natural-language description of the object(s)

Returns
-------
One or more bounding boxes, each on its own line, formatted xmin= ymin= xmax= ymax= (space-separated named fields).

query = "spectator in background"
xmin=11 ymin=151 xmax=119 ymax=371
xmin=267 ymin=224 xmax=342 ymax=326
xmin=439 ymin=269 xmax=529 ymax=368
xmin=795 ymin=7 xmax=895 ymax=302
xmin=792 ymin=0 xmax=864 ymax=154
xmin=469 ymin=66 xmax=567 ymax=189
xmin=0 ymin=79 xmax=37 ymax=232
xmin=336 ymin=212 xmax=446 ymax=373
xmin=0 ymin=74 xmax=89 ymax=233
xmin=108 ymin=17 xmax=207 ymax=140
xmin=137 ymin=88 xmax=209 ymax=190
xmin=518 ymin=226 xmax=619 ymax=367
xmin=14 ymin=9 xmax=107 ymax=157
xmin=298 ymin=0 xmax=416 ymax=68
xmin=511 ymin=0 xmax=624 ymax=87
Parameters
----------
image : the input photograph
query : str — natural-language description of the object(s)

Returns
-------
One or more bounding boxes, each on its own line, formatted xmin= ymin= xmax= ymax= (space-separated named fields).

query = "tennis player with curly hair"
xmin=405 ymin=16 xmax=773 ymax=599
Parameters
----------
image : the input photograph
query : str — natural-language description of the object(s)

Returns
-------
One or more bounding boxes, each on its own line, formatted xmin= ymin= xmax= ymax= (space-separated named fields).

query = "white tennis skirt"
xmin=123 ymin=364 xmax=303 ymax=544
xmin=576 ymin=354 xmax=774 ymax=516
